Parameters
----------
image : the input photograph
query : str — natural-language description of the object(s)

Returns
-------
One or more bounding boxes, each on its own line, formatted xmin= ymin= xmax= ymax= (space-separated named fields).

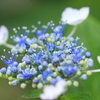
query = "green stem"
xmin=67 ymin=25 xmax=77 ymax=38
xmin=3 ymin=43 xmax=15 ymax=49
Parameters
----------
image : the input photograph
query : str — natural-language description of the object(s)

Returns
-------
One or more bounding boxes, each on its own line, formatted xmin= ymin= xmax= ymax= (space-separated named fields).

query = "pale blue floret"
xmin=12 ymin=80 xmax=18 ymax=86
xmin=22 ymin=55 xmax=31 ymax=64
xmin=0 ymin=67 xmax=7 ymax=73
xmin=81 ymin=74 xmax=87 ymax=80
xmin=33 ymin=77 xmax=39 ymax=83
xmin=50 ymin=78 xmax=57 ymax=85
xmin=86 ymin=52 xmax=91 ymax=58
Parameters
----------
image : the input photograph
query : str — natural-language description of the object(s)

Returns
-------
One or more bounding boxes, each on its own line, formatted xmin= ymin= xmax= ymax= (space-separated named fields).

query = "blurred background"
xmin=0 ymin=0 xmax=100 ymax=100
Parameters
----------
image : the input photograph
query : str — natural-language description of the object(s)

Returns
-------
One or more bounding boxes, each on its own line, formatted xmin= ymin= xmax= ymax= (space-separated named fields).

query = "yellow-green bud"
xmin=66 ymin=80 xmax=72 ymax=86
xmin=56 ymin=41 xmax=60 ymax=45
xmin=32 ymin=83 xmax=37 ymax=88
xmin=8 ymin=81 xmax=12 ymax=85
xmin=53 ymin=72 xmax=58 ymax=77
xmin=20 ymin=83 xmax=27 ymax=89
xmin=86 ymin=71 xmax=92 ymax=76
xmin=37 ymin=83 xmax=43 ymax=89
xmin=76 ymin=71 xmax=81 ymax=76
xmin=47 ymin=76 xmax=52 ymax=82
xmin=38 ymin=74 xmax=42 ymax=79
xmin=73 ymin=81 xmax=79 ymax=87
xmin=8 ymin=76 xmax=13 ymax=81
xmin=0 ymin=73 xmax=2 ymax=77
xmin=31 ymin=44 xmax=38 ymax=48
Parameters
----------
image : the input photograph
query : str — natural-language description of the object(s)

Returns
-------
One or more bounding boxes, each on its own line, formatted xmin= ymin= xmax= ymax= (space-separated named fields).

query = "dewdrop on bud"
xmin=66 ymin=80 xmax=72 ymax=86
xmin=37 ymin=83 xmax=43 ymax=89
xmin=86 ymin=71 xmax=92 ymax=76
xmin=20 ymin=83 xmax=27 ymax=89
xmin=73 ymin=81 xmax=79 ymax=87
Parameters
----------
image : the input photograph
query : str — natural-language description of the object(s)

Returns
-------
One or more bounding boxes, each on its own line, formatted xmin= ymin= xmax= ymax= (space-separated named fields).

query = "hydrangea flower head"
xmin=0 ymin=21 xmax=94 ymax=89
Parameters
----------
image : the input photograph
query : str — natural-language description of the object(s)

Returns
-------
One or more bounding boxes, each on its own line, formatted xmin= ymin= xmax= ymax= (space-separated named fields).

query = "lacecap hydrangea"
xmin=0 ymin=21 xmax=93 ymax=89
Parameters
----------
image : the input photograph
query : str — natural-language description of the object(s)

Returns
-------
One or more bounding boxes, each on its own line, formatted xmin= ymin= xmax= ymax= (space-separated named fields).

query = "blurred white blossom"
xmin=97 ymin=56 xmax=100 ymax=63
xmin=40 ymin=80 xmax=67 ymax=100
xmin=61 ymin=7 xmax=90 ymax=25
xmin=0 ymin=25 xmax=9 ymax=45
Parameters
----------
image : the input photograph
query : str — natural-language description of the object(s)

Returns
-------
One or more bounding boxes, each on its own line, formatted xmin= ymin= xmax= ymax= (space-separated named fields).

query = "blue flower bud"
xmin=6 ymin=69 xmax=12 ymax=75
xmin=42 ymin=61 xmax=48 ymax=66
xmin=13 ymin=62 xmax=18 ymax=66
xmin=27 ymin=48 xmax=34 ymax=54
xmin=86 ymin=52 xmax=91 ymax=58
xmin=38 ymin=65 xmax=43 ymax=70
xmin=0 ymin=67 xmax=7 ymax=73
xmin=50 ymin=78 xmax=57 ymax=85
xmin=81 ymin=74 xmax=87 ymax=80
xmin=12 ymin=80 xmax=18 ymax=86
xmin=33 ymin=77 xmax=39 ymax=83
xmin=17 ymin=74 xmax=24 ymax=80
xmin=56 ymin=76 xmax=63 ymax=81
xmin=22 ymin=55 xmax=31 ymax=64
xmin=11 ymin=67 xmax=18 ymax=73
xmin=53 ymin=56 xmax=60 ymax=62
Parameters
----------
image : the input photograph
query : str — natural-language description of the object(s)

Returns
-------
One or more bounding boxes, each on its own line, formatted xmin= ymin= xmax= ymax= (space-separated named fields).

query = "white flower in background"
xmin=40 ymin=80 xmax=67 ymax=100
xmin=0 ymin=25 xmax=9 ymax=45
xmin=0 ymin=25 xmax=14 ymax=48
xmin=97 ymin=56 xmax=100 ymax=63
xmin=61 ymin=7 xmax=90 ymax=25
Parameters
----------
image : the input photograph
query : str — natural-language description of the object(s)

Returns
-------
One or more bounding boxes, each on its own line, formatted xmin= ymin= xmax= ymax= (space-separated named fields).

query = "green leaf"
xmin=58 ymin=93 xmax=94 ymax=100
xmin=22 ymin=89 xmax=42 ymax=98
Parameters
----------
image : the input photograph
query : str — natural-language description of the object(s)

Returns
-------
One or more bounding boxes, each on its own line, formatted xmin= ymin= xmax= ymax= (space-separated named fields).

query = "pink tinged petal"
xmin=97 ymin=56 xmax=100 ymax=63
xmin=0 ymin=25 xmax=9 ymax=45
xmin=61 ymin=7 xmax=90 ymax=25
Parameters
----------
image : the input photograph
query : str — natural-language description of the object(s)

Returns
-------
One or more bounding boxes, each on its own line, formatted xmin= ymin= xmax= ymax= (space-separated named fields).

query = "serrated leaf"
xmin=22 ymin=89 xmax=42 ymax=98
xmin=58 ymin=93 xmax=94 ymax=100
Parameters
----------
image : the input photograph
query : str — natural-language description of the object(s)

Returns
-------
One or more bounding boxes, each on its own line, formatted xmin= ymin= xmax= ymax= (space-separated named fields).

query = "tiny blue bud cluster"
xmin=0 ymin=21 xmax=94 ymax=89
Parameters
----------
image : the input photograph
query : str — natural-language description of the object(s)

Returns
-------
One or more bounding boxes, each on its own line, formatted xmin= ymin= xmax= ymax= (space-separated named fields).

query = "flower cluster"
xmin=0 ymin=21 xmax=93 ymax=89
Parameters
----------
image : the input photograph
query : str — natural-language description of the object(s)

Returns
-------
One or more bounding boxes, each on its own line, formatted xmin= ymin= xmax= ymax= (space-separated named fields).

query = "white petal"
xmin=61 ymin=7 xmax=90 ymax=25
xmin=79 ymin=7 xmax=90 ymax=21
xmin=97 ymin=56 xmax=100 ymax=63
xmin=0 ymin=25 xmax=9 ymax=45
xmin=40 ymin=84 xmax=66 ymax=100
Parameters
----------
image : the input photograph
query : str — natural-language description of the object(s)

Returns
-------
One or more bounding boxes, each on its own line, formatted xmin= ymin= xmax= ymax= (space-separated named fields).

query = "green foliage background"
xmin=0 ymin=0 xmax=100 ymax=100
